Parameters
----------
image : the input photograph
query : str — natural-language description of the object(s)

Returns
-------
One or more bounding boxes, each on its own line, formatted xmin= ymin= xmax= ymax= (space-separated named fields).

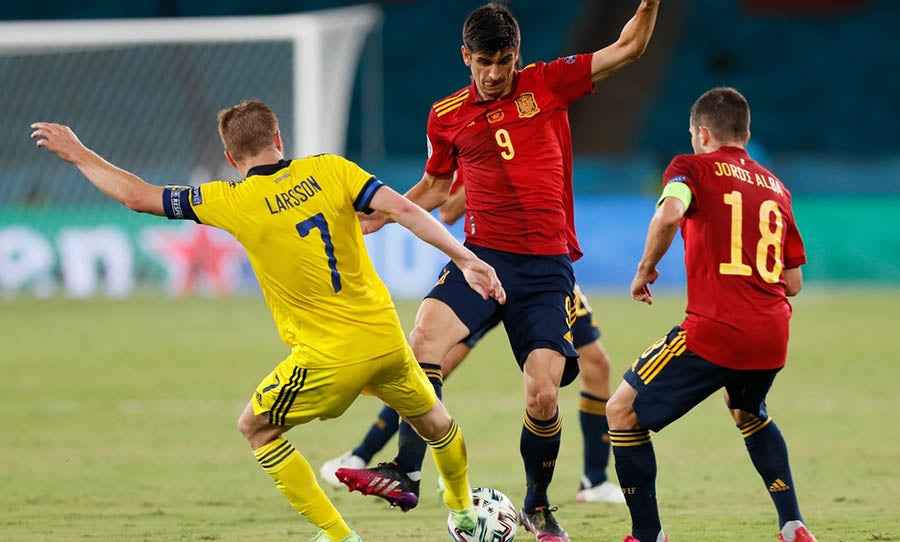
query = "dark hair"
xmin=690 ymin=87 xmax=750 ymax=143
xmin=462 ymin=2 xmax=520 ymax=54
xmin=217 ymin=99 xmax=279 ymax=161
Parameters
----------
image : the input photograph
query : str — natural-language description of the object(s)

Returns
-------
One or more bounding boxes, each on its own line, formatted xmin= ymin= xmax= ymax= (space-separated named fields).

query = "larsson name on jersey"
xmin=265 ymin=176 xmax=323 ymax=215
xmin=713 ymin=161 xmax=784 ymax=197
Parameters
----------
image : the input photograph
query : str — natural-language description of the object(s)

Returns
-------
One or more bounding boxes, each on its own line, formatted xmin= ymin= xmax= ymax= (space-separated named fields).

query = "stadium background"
xmin=2 ymin=3 xmax=899 ymax=542
xmin=1 ymin=0 xmax=897 ymax=299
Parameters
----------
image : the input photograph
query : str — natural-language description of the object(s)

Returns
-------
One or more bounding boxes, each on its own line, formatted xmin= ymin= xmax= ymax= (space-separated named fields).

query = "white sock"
xmin=656 ymin=530 xmax=667 ymax=542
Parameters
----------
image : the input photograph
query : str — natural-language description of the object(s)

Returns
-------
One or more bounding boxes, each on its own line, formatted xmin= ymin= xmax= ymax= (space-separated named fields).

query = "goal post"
xmin=0 ymin=5 xmax=382 ymax=159
xmin=0 ymin=6 xmax=385 ymax=299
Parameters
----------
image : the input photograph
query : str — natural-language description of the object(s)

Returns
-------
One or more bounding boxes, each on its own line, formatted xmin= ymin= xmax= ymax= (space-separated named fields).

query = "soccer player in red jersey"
xmin=322 ymin=173 xmax=625 ymax=506
xmin=606 ymin=87 xmax=816 ymax=542
xmin=337 ymin=2 xmax=660 ymax=541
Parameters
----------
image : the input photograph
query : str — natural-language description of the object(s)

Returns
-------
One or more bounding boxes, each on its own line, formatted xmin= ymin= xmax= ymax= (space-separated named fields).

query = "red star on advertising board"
xmin=141 ymin=223 xmax=247 ymax=297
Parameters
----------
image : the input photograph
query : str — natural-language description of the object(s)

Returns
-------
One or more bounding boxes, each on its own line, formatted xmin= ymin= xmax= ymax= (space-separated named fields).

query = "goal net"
xmin=0 ymin=6 xmax=382 ymax=298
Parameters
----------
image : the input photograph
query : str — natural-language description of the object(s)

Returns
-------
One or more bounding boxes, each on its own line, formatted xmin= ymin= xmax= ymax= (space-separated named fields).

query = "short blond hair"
xmin=217 ymin=100 xmax=279 ymax=161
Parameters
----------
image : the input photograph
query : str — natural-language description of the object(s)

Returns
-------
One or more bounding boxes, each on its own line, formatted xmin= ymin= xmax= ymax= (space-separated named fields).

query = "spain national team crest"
xmin=515 ymin=93 xmax=540 ymax=118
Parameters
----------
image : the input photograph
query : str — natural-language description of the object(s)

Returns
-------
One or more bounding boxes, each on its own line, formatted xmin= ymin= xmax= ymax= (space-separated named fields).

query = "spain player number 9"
xmin=494 ymin=129 xmax=515 ymax=160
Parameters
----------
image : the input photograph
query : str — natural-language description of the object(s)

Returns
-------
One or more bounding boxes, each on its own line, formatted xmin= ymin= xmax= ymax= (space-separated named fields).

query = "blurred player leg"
xmin=569 ymin=286 xmax=623 ymax=503
xmin=320 ymin=341 xmax=474 ymax=487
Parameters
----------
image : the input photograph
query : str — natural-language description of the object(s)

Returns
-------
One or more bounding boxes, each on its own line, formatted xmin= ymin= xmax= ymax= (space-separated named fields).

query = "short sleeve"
xmin=164 ymin=180 xmax=242 ymax=233
xmin=317 ymin=154 xmax=383 ymax=213
xmin=662 ymin=154 xmax=699 ymax=214
xmin=782 ymin=208 xmax=807 ymax=268
xmin=425 ymin=108 xmax=457 ymax=178
xmin=534 ymin=54 xmax=594 ymax=105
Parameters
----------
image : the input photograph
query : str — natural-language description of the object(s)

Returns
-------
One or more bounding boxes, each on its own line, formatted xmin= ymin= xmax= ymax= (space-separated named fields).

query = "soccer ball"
xmin=447 ymin=487 xmax=518 ymax=542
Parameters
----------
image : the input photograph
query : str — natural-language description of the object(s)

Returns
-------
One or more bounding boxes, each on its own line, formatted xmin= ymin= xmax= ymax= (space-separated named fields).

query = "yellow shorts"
xmin=251 ymin=343 xmax=437 ymax=427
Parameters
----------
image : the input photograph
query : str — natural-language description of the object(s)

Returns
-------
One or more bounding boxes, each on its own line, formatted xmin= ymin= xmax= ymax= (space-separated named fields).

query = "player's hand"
xmin=459 ymin=259 xmax=506 ymax=304
xmin=630 ymin=268 xmax=659 ymax=305
xmin=358 ymin=211 xmax=389 ymax=234
xmin=30 ymin=122 xmax=90 ymax=164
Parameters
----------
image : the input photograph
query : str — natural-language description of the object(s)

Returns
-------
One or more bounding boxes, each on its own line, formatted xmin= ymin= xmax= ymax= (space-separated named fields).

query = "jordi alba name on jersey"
xmin=664 ymin=146 xmax=806 ymax=369
xmin=425 ymin=53 xmax=594 ymax=260
xmin=162 ymin=155 xmax=406 ymax=367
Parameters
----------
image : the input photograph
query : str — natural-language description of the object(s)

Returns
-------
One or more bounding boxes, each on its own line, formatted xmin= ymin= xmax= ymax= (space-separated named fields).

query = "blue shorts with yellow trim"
xmin=462 ymin=290 xmax=600 ymax=349
xmin=252 ymin=343 xmax=436 ymax=427
xmin=624 ymin=326 xmax=779 ymax=432
xmin=427 ymin=244 xmax=579 ymax=386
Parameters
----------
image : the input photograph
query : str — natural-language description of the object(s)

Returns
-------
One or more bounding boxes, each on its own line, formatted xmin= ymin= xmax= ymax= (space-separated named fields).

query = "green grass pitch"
xmin=1 ymin=289 xmax=897 ymax=541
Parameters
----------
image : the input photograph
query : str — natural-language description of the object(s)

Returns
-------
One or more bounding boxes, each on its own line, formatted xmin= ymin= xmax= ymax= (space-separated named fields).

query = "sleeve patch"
xmin=162 ymin=186 xmax=201 ymax=223
xmin=666 ymin=175 xmax=688 ymax=184
xmin=191 ymin=186 xmax=203 ymax=206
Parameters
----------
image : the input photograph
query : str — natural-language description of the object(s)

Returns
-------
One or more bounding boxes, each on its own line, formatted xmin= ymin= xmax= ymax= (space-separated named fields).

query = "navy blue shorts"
xmin=624 ymin=326 xmax=779 ymax=432
xmin=571 ymin=285 xmax=601 ymax=348
xmin=427 ymin=244 xmax=580 ymax=386
xmin=463 ymin=284 xmax=600 ymax=349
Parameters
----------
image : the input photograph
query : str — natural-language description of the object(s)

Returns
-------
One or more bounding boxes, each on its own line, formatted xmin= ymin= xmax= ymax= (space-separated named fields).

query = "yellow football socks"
xmin=425 ymin=420 xmax=473 ymax=511
xmin=254 ymin=437 xmax=351 ymax=540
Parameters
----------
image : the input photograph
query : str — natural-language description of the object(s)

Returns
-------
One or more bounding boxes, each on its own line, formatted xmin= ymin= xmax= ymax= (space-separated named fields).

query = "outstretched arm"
xmin=359 ymin=170 xmax=455 ymax=234
xmin=31 ymin=122 xmax=164 ymax=215
xmin=631 ymin=195 xmax=683 ymax=305
xmin=369 ymin=184 xmax=505 ymax=304
xmin=590 ymin=0 xmax=660 ymax=84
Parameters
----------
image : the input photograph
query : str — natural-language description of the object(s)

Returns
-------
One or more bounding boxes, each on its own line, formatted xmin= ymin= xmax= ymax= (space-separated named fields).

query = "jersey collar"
xmin=718 ymin=146 xmax=749 ymax=158
xmin=246 ymin=159 xmax=292 ymax=178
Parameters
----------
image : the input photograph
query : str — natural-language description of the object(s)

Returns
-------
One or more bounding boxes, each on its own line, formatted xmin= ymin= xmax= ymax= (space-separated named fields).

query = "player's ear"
xmin=224 ymin=150 xmax=238 ymax=170
xmin=461 ymin=45 xmax=472 ymax=66
xmin=699 ymin=126 xmax=712 ymax=148
xmin=274 ymin=130 xmax=284 ymax=153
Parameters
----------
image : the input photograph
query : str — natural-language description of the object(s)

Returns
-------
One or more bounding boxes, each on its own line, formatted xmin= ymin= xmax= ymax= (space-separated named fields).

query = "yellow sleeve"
xmin=189 ymin=180 xmax=243 ymax=233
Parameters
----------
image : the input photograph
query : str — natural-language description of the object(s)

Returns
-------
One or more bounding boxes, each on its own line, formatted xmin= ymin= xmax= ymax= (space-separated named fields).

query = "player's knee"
xmin=730 ymin=408 xmax=757 ymax=426
xmin=409 ymin=324 xmax=438 ymax=353
xmin=606 ymin=392 xmax=638 ymax=430
xmin=526 ymin=387 xmax=559 ymax=417
xmin=237 ymin=410 xmax=255 ymax=441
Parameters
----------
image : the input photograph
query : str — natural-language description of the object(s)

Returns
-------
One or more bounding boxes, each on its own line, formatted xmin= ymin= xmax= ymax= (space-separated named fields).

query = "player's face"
xmin=462 ymin=46 xmax=519 ymax=101
xmin=689 ymin=121 xmax=701 ymax=154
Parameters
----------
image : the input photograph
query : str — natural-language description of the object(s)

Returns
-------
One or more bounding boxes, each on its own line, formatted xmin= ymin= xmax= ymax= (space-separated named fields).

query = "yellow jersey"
xmin=162 ymin=155 xmax=406 ymax=367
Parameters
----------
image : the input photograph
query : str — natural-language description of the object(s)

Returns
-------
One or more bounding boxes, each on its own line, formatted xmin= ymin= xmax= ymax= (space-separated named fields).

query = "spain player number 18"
xmin=718 ymin=191 xmax=784 ymax=284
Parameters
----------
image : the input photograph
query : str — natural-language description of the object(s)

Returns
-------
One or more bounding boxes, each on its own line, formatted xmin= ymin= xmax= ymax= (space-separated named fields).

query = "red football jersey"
xmin=664 ymin=146 xmax=806 ymax=369
xmin=425 ymin=54 xmax=594 ymax=260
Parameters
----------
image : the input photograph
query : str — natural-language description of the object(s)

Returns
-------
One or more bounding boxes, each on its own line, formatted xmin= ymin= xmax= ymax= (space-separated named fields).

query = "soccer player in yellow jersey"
xmin=31 ymin=99 xmax=506 ymax=542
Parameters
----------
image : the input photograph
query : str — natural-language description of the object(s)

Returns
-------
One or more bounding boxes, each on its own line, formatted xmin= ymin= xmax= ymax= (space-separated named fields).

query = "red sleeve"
xmin=535 ymin=54 xmax=594 ymax=106
xmin=663 ymin=154 xmax=699 ymax=214
xmin=425 ymin=108 xmax=456 ymax=178
xmin=782 ymin=204 xmax=807 ymax=268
